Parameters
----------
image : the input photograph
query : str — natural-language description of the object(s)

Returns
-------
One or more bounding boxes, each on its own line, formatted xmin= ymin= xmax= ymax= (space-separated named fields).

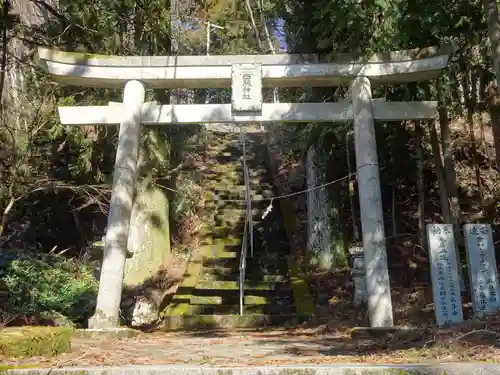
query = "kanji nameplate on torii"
xmin=231 ymin=63 xmax=262 ymax=113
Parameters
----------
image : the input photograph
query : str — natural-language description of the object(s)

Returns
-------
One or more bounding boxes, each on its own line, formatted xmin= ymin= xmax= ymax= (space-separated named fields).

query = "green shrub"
xmin=0 ymin=250 xmax=97 ymax=324
xmin=0 ymin=326 xmax=72 ymax=358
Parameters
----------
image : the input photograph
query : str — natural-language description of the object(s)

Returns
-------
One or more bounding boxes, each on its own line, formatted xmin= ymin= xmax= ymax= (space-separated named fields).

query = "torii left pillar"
xmin=89 ymin=80 xmax=145 ymax=329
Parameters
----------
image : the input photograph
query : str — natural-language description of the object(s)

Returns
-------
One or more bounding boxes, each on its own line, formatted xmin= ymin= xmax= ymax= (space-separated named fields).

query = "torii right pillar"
xmin=352 ymin=76 xmax=394 ymax=327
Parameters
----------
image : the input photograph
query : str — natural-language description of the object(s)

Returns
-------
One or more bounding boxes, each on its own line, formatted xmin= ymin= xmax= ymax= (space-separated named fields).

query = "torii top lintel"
xmin=36 ymin=45 xmax=453 ymax=90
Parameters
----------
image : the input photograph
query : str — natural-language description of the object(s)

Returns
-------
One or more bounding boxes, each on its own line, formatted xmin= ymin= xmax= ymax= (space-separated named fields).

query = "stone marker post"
xmin=89 ymin=80 xmax=145 ymax=329
xmin=464 ymin=224 xmax=500 ymax=318
xmin=352 ymin=76 xmax=394 ymax=327
xmin=427 ymin=224 xmax=464 ymax=327
xmin=349 ymin=247 xmax=368 ymax=307
xmin=307 ymin=147 xmax=335 ymax=270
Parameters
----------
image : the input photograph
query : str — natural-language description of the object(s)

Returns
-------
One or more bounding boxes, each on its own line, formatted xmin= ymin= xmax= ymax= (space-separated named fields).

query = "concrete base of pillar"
xmin=74 ymin=327 xmax=140 ymax=339
xmin=87 ymin=309 xmax=120 ymax=329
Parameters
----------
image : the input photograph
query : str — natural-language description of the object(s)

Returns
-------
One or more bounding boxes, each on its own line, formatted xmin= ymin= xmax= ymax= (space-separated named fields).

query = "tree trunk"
xmin=437 ymin=79 xmax=465 ymax=292
xmin=429 ymin=119 xmax=451 ymax=222
xmin=482 ymin=0 xmax=500 ymax=84
xmin=0 ymin=0 xmax=9 ymax=113
xmin=463 ymin=67 xmax=485 ymax=211
xmin=391 ymin=184 xmax=397 ymax=239
xmin=487 ymin=86 xmax=500 ymax=170
xmin=478 ymin=69 xmax=487 ymax=153
xmin=346 ymin=131 xmax=360 ymax=242
xmin=415 ymin=120 xmax=426 ymax=249
xmin=437 ymin=81 xmax=460 ymax=225
xmin=491 ymin=104 xmax=500 ymax=170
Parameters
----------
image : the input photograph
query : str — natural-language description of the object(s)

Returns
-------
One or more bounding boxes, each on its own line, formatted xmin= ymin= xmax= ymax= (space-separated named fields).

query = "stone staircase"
xmin=163 ymin=133 xmax=312 ymax=329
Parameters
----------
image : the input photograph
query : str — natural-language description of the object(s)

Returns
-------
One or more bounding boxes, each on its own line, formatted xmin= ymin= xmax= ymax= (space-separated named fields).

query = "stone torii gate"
xmin=36 ymin=46 xmax=451 ymax=329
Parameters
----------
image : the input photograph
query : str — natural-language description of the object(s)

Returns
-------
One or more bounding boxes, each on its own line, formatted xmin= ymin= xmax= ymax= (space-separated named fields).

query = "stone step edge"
xmin=165 ymin=233 xmax=215 ymax=316
xmin=194 ymin=281 xmax=290 ymax=291
xmin=169 ymin=306 xmax=297 ymax=316
xmin=161 ymin=314 xmax=312 ymax=330
xmin=190 ymin=295 xmax=294 ymax=305
xmin=197 ymin=275 xmax=287 ymax=282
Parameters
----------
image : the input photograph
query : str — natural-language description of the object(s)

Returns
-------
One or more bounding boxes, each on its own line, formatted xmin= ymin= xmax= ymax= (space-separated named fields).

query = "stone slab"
xmin=7 ymin=363 xmax=500 ymax=375
xmin=58 ymin=101 xmax=438 ymax=126
xmin=426 ymin=224 xmax=464 ymax=326
xmin=161 ymin=314 xmax=309 ymax=330
xmin=464 ymin=224 xmax=500 ymax=317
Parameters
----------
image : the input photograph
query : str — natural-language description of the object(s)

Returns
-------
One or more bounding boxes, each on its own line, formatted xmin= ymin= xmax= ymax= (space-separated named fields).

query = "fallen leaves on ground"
xmin=2 ymin=322 xmax=500 ymax=367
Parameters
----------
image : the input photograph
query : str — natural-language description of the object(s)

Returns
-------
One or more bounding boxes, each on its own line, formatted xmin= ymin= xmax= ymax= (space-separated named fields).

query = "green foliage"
xmin=172 ymin=178 xmax=202 ymax=223
xmin=0 ymin=251 xmax=97 ymax=323
xmin=0 ymin=326 xmax=72 ymax=358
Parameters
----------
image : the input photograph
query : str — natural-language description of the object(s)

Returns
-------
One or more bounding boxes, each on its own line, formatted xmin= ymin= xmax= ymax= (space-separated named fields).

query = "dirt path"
xmin=2 ymin=325 xmax=500 ymax=368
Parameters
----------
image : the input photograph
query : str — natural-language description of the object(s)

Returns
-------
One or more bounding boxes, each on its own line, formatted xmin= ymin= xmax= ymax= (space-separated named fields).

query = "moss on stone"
xmin=195 ymin=280 xmax=276 ymax=290
xmin=213 ymin=237 xmax=241 ymax=246
xmin=287 ymin=256 xmax=315 ymax=316
xmin=123 ymin=176 xmax=171 ymax=286
xmin=0 ymin=326 xmax=72 ymax=358
xmin=162 ymin=239 xmax=213 ymax=317
xmin=162 ymin=314 xmax=302 ymax=330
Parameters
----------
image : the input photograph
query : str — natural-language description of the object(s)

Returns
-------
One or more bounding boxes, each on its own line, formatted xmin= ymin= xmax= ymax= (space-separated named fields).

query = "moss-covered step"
xmin=207 ymin=200 xmax=268 ymax=210
xmin=197 ymin=272 xmax=287 ymax=283
xmin=211 ymin=226 xmax=230 ymax=238
xmin=206 ymin=171 xmax=241 ymax=180
xmin=161 ymin=314 xmax=309 ymax=330
xmin=214 ymin=215 xmax=245 ymax=228
xmin=213 ymin=224 xmax=262 ymax=237
xmin=204 ymin=251 xmax=238 ymax=260
xmin=189 ymin=287 xmax=292 ymax=299
xmin=203 ymin=200 xmax=244 ymax=210
xmin=198 ymin=227 xmax=242 ymax=241
xmin=163 ymin=244 xmax=212 ymax=316
xmin=211 ymin=226 xmax=250 ymax=239
xmin=197 ymin=242 xmax=239 ymax=259
xmin=0 ymin=326 xmax=72 ymax=358
xmin=211 ymin=186 xmax=274 ymax=197
xmin=215 ymin=209 xmax=261 ymax=222
xmin=200 ymin=263 xmax=289 ymax=276
xmin=205 ymin=177 xmax=244 ymax=187
xmin=201 ymin=261 xmax=289 ymax=277
xmin=190 ymin=294 xmax=294 ymax=305
xmin=202 ymin=258 xmax=239 ymax=269
xmin=215 ymin=192 xmax=266 ymax=201
xmin=179 ymin=304 xmax=296 ymax=315
xmin=194 ymin=280 xmax=290 ymax=291
xmin=212 ymin=237 xmax=241 ymax=246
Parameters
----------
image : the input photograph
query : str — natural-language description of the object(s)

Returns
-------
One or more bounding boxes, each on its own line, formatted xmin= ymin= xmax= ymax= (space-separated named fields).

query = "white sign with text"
xmin=427 ymin=224 xmax=464 ymax=326
xmin=464 ymin=224 xmax=500 ymax=318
